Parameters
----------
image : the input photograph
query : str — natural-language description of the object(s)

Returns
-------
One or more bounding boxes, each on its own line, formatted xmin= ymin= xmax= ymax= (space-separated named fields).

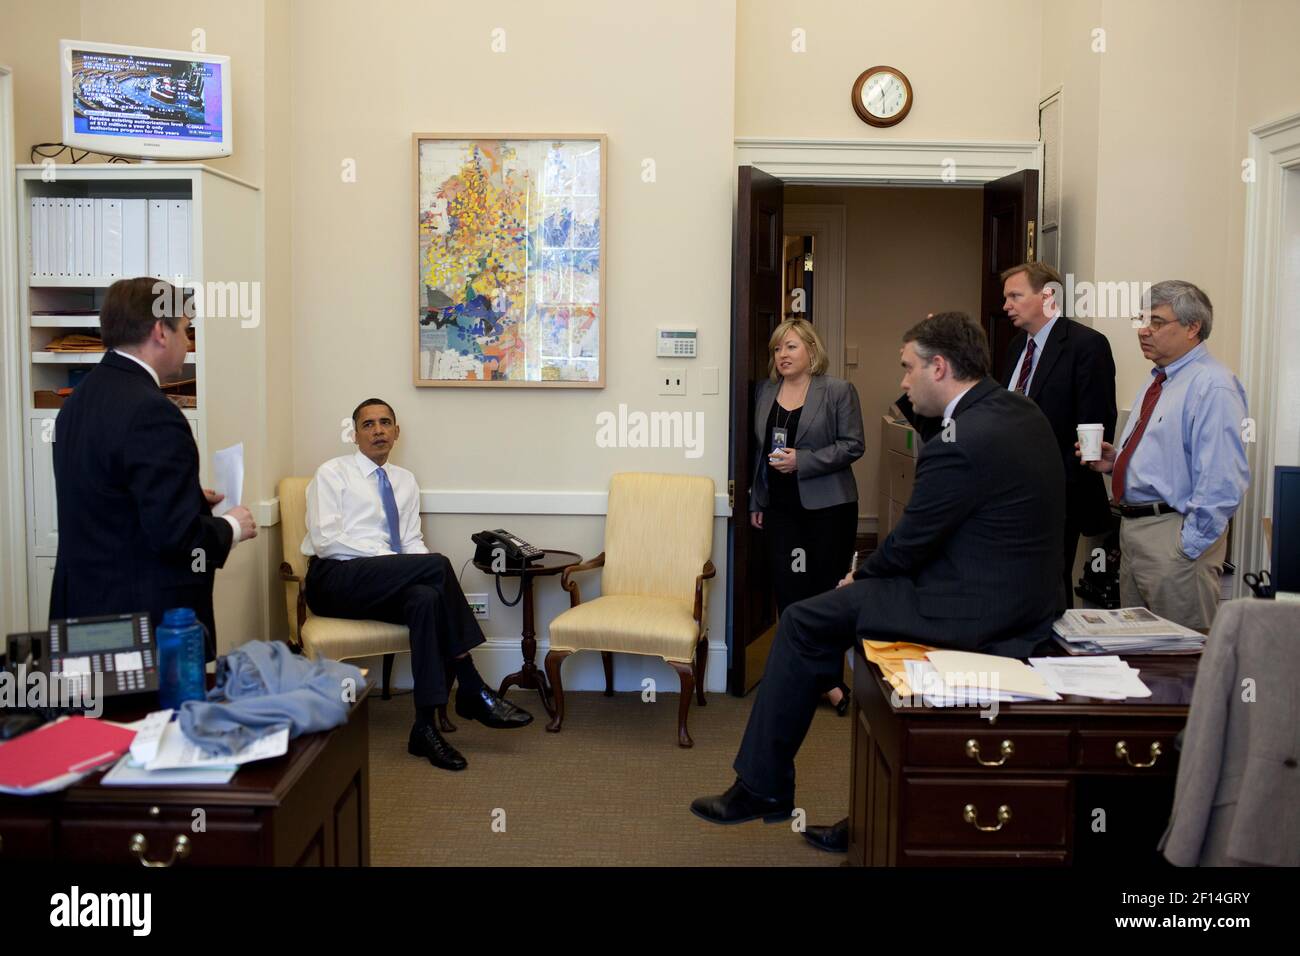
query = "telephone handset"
xmin=472 ymin=529 xmax=545 ymax=570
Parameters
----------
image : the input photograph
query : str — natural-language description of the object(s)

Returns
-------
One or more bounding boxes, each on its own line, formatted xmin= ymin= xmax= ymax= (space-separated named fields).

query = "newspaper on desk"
xmin=1053 ymin=607 xmax=1205 ymax=654
xmin=1029 ymin=656 xmax=1152 ymax=700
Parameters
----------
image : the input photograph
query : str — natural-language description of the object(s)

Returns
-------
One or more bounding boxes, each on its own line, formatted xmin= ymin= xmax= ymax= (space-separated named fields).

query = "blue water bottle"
xmin=156 ymin=607 xmax=206 ymax=710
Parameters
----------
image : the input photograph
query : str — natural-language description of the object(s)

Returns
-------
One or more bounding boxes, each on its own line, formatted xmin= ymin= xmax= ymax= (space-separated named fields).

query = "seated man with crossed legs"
xmin=303 ymin=398 xmax=532 ymax=771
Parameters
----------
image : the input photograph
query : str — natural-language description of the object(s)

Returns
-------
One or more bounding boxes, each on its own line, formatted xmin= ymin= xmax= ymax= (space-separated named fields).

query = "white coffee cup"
xmin=1077 ymin=423 xmax=1104 ymax=462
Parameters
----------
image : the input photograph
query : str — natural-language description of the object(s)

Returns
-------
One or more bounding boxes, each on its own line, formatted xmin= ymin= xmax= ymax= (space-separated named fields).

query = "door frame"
xmin=1236 ymin=111 xmax=1300 ymax=589
xmin=0 ymin=63 xmax=25 ymax=634
xmin=783 ymin=203 xmax=847 ymax=381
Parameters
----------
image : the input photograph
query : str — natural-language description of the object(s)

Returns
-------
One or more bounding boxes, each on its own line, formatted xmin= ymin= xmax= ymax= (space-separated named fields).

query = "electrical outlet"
xmin=659 ymin=368 xmax=686 ymax=395
xmin=466 ymin=593 xmax=489 ymax=620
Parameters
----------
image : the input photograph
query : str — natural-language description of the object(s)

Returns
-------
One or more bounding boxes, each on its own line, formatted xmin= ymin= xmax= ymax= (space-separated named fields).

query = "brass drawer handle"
xmin=1115 ymin=740 xmax=1162 ymax=768
xmin=965 ymin=738 xmax=1014 ymax=766
xmin=129 ymin=832 xmax=191 ymax=868
xmin=963 ymin=803 xmax=1012 ymax=832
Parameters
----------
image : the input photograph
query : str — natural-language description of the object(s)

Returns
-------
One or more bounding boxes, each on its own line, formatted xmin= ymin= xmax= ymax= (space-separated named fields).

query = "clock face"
xmin=861 ymin=71 xmax=907 ymax=119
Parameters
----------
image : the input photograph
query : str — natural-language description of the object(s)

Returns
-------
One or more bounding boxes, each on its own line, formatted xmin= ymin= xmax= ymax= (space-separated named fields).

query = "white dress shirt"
xmin=1005 ymin=315 xmax=1059 ymax=394
xmin=302 ymin=450 xmax=429 ymax=560
xmin=114 ymin=349 xmax=244 ymax=548
xmin=942 ymin=384 xmax=977 ymax=424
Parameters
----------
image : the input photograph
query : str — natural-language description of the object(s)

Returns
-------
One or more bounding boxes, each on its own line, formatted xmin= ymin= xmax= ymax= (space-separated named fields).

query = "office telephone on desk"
xmin=473 ymin=529 xmax=545 ymax=570
xmin=4 ymin=611 xmax=158 ymax=702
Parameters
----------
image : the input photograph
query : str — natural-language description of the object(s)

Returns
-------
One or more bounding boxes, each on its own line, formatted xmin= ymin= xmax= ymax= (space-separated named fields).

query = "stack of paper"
xmin=900 ymin=650 xmax=1061 ymax=707
xmin=1053 ymin=607 xmax=1204 ymax=655
xmin=862 ymin=640 xmax=935 ymax=696
xmin=1029 ymin=656 xmax=1151 ymax=700
xmin=100 ymin=709 xmax=288 ymax=788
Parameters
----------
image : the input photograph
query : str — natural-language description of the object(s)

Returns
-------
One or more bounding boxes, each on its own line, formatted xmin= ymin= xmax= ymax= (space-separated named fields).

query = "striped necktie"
xmin=1014 ymin=338 xmax=1037 ymax=394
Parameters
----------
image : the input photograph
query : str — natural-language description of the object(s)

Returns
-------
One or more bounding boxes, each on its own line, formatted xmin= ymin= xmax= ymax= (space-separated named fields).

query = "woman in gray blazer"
xmin=749 ymin=318 xmax=865 ymax=712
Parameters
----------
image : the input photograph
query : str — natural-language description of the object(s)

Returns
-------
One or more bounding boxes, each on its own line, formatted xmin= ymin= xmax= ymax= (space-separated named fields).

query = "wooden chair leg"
xmin=382 ymin=653 xmax=394 ymax=700
xmin=669 ymin=661 xmax=695 ymax=748
xmin=544 ymin=650 xmax=571 ymax=732
xmin=601 ymin=651 xmax=614 ymax=696
xmin=693 ymin=638 xmax=707 ymax=706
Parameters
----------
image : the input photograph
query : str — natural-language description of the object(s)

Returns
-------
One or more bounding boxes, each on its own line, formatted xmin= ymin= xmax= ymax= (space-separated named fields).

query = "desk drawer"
xmin=907 ymin=728 xmax=1070 ymax=770
xmin=59 ymin=808 xmax=265 ymax=866
xmin=1076 ymin=730 xmax=1179 ymax=774
xmin=903 ymin=779 xmax=1069 ymax=847
xmin=0 ymin=816 xmax=55 ymax=860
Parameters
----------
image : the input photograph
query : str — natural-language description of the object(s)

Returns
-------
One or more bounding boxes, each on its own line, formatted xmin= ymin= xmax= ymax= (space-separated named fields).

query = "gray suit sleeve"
xmin=798 ymin=379 xmax=865 ymax=479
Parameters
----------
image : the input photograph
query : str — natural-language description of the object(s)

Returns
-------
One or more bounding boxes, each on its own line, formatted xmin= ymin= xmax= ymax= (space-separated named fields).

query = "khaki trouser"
xmin=1119 ymin=512 xmax=1227 ymax=632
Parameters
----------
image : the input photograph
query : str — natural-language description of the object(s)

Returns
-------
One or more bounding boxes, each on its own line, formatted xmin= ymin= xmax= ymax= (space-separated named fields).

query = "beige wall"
xmin=737 ymin=0 xmax=1043 ymax=141
xmin=785 ymin=184 xmax=983 ymax=522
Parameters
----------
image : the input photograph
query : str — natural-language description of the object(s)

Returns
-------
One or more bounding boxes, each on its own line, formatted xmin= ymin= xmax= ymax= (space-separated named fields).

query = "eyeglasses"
xmin=1131 ymin=314 xmax=1174 ymax=331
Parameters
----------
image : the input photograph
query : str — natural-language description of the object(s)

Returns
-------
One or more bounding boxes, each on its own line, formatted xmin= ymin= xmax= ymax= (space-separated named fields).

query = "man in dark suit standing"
xmin=691 ymin=312 xmax=1064 ymax=828
xmin=1000 ymin=262 xmax=1117 ymax=606
xmin=49 ymin=277 xmax=256 ymax=660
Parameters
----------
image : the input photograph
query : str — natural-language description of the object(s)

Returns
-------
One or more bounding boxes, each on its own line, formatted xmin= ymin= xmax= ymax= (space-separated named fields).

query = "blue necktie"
xmin=376 ymin=467 xmax=402 ymax=554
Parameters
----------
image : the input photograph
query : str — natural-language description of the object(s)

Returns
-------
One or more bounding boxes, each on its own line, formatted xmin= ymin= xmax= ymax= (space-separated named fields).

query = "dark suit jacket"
xmin=856 ymin=378 xmax=1066 ymax=657
xmin=1001 ymin=317 xmax=1117 ymax=536
xmin=49 ymin=351 xmax=233 ymax=660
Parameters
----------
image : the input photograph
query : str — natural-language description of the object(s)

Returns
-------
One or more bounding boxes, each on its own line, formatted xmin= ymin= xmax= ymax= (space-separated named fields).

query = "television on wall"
xmin=59 ymin=39 xmax=232 ymax=160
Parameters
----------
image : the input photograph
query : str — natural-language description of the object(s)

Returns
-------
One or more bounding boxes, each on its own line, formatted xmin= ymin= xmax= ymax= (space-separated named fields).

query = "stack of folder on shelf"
xmin=43 ymin=332 xmax=104 ymax=353
xmin=1053 ymin=607 xmax=1205 ymax=655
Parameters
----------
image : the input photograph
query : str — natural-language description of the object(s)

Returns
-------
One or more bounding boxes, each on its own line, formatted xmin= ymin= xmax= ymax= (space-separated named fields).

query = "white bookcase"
xmin=14 ymin=163 xmax=260 ymax=628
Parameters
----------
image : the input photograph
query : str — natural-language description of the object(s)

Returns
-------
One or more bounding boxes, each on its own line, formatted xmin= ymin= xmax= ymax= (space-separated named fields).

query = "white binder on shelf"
xmin=122 ymin=199 xmax=148 ymax=278
xmin=167 ymin=200 xmax=190 ymax=280
xmin=44 ymin=198 xmax=58 ymax=279
xmin=147 ymin=199 xmax=168 ymax=279
xmin=30 ymin=198 xmax=43 ymax=278
xmin=80 ymin=199 xmax=95 ymax=281
xmin=72 ymin=198 xmax=85 ymax=278
xmin=92 ymin=198 xmax=104 ymax=277
xmin=52 ymin=198 xmax=64 ymax=278
xmin=64 ymin=198 xmax=76 ymax=278
xmin=100 ymin=199 xmax=123 ymax=278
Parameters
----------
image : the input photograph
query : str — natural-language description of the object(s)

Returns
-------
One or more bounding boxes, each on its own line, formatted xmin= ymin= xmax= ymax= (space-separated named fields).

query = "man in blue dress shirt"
xmin=1081 ymin=280 xmax=1250 ymax=630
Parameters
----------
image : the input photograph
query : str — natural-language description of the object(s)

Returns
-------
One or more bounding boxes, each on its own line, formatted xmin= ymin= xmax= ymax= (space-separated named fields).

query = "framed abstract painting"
xmin=413 ymin=133 xmax=607 ymax=387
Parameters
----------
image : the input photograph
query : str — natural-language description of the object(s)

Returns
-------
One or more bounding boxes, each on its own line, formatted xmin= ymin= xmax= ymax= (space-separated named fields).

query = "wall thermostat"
xmin=657 ymin=327 xmax=698 ymax=358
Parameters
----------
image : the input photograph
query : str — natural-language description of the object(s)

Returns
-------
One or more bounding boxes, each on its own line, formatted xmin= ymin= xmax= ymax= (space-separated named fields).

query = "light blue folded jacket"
xmin=178 ymin=640 xmax=365 ymax=756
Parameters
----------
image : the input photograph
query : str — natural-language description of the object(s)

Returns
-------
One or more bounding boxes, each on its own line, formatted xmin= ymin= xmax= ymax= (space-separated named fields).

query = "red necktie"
xmin=1014 ymin=338 xmax=1037 ymax=394
xmin=1110 ymin=370 xmax=1167 ymax=503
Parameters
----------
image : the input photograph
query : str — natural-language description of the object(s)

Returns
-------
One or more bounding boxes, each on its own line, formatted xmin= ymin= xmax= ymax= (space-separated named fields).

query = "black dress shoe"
xmin=803 ymin=816 xmax=849 ymax=852
xmin=408 ymin=721 xmax=467 ymax=771
xmin=831 ymin=682 xmax=851 ymax=717
xmin=690 ymin=778 xmax=794 ymax=825
xmin=455 ymin=685 xmax=534 ymax=729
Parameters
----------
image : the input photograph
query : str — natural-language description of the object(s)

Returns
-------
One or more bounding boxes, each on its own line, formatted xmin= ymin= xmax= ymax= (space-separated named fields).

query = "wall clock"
xmin=851 ymin=66 xmax=913 ymax=128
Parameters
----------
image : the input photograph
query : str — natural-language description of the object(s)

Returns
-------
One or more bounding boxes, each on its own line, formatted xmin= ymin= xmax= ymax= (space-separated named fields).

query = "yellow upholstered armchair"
xmin=544 ymin=472 xmax=715 ymax=747
xmin=277 ymin=476 xmax=452 ymax=729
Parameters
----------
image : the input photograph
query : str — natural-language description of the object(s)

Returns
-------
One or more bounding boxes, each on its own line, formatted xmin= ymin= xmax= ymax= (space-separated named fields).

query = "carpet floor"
xmin=368 ymin=687 xmax=850 ymax=866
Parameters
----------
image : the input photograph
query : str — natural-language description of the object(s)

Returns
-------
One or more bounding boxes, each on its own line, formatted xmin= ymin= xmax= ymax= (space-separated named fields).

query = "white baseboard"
xmin=351 ymin=637 xmax=728 ymax=696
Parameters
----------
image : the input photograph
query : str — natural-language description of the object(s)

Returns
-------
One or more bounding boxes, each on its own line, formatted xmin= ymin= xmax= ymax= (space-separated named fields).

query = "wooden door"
xmin=980 ymin=170 xmax=1040 ymax=382
xmin=728 ymin=166 xmax=783 ymax=695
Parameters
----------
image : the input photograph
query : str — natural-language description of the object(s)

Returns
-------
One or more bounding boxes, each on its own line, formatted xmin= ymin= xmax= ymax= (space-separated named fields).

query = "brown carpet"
xmin=368 ymin=688 xmax=850 ymax=866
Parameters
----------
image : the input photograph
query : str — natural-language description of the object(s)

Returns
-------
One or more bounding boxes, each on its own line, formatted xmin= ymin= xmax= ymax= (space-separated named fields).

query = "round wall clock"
xmin=851 ymin=66 xmax=913 ymax=128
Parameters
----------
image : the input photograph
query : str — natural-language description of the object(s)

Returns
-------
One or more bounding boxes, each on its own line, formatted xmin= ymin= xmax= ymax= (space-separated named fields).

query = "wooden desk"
xmin=848 ymin=644 xmax=1196 ymax=866
xmin=0 ymin=684 xmax=371 ymax=867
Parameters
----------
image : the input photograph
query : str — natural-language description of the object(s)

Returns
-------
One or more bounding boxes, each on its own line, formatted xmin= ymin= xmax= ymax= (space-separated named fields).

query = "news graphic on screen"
xmin=70 ymin=48 xmax=224 ymax=144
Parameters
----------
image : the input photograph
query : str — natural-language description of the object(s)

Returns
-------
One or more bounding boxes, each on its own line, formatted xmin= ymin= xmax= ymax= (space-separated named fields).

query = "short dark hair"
xmin=352 ymin=398 xmax=396 ymax=426
xmin=902 ymin=312 xmax=990 ymax=381
xmin=100 ymin=277 xmax=184 ymax=350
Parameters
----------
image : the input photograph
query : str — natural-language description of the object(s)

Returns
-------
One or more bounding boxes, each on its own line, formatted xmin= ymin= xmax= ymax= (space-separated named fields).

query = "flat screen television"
xmin=59 ymin=39 xmax=232 ymax=160
xmin=1273 ymin=466 xmax=1300 ymax=595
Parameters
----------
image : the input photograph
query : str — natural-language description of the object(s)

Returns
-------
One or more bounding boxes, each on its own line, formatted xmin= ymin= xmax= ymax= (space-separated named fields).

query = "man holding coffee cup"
xmin=1001 ymin=262 xmax=1117 ymax=607
xmin=1078 ymin=280 xmax=1249 ymax=631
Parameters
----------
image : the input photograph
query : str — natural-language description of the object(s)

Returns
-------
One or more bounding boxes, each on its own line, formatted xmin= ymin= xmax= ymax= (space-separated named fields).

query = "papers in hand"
xmin=210 ymin=442 xmax=244 ymax=516
xmin=1029 ymin=656 xmax=1151 ymax=700
xmin=1053 ymin=607 xmax=1204 ymax=654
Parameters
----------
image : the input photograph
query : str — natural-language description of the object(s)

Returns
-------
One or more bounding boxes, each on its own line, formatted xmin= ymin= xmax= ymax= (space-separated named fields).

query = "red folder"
xmin=0 ymin=716 xmax=136 ymax=790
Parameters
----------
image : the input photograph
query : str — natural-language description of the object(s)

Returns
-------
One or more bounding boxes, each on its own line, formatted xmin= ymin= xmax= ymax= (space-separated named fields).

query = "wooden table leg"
xmin=497 ymin=573 xmax=556 ymax=718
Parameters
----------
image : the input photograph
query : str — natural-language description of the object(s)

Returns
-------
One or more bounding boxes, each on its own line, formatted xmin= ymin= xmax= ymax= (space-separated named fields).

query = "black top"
xmin=764 ymin=401 xmax=803 ymax=510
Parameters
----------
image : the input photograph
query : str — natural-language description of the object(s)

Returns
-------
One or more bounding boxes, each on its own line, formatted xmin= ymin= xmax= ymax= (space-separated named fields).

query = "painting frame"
xmin=412 ymin=132 xmax=608 ymax=388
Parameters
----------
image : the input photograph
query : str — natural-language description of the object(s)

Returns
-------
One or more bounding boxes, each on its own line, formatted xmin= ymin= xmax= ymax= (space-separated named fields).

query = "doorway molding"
xmin=1236 ymin=110 xmax=1300 ymax=589
xmin=0 ymin=63 xmax=25 ymax=634
xmin=735 ymin=137 xmax=1042 ymax=186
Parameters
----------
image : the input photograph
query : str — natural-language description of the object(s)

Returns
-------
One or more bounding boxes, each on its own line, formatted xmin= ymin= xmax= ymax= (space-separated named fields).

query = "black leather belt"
xmin=1111 ymin=501 xmax=1179 ymax=519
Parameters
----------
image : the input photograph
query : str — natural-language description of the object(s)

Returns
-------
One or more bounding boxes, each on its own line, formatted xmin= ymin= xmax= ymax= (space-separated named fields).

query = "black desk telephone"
xmin=472 ymin=529 xmax=544 ymax=570
xmin=4 ymin=612 xmax=158 ymax=701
